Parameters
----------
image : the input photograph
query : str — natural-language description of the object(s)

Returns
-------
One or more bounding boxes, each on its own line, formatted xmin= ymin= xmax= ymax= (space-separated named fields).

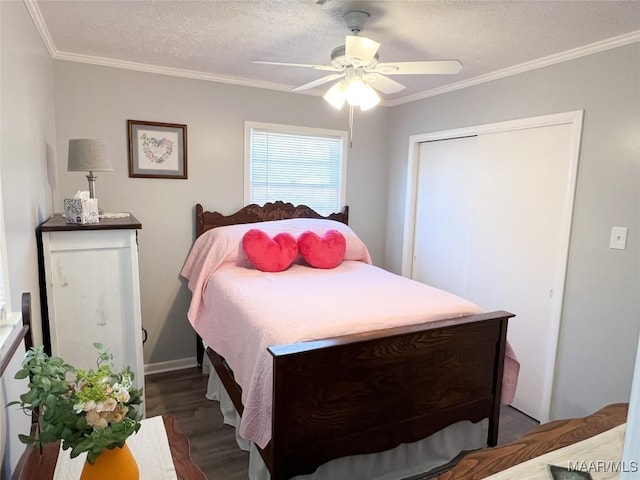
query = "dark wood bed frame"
xmin=193 ymin=201 xmax=515 ymax=480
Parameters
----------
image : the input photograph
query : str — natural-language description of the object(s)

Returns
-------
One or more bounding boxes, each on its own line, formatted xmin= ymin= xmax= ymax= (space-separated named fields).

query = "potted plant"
xmin=9 ymin=343 xmax=143 ymax=479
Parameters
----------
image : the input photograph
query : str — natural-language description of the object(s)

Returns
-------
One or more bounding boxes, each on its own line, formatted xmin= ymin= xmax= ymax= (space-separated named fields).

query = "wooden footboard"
xmin=209 ymin=310 xmax=513 ymax=480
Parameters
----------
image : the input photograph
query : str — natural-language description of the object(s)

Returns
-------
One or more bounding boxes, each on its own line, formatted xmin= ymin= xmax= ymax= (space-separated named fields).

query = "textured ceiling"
xmin=32 ymin=0 xmax=640 ymax=105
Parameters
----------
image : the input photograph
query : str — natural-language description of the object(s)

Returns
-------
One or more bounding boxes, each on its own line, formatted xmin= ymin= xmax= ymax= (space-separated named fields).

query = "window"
xmin=245 ymin=122 xmax=347 ymax=216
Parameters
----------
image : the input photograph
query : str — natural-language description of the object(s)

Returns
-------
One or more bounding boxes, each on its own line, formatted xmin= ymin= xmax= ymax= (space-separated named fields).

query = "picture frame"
xmin=128 ymin=120 xmax=187 ymax=179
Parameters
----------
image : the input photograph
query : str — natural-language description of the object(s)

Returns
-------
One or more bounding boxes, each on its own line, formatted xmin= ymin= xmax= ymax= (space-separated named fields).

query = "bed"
xmin=181 ymin=201 xmax=518 ymax=480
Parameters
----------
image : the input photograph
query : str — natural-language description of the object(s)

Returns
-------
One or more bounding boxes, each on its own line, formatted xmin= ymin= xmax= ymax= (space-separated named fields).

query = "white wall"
xmin=1 ymin=1 xmax=55 ymax=348
xmin=385 ymin=43 xmax=640 ymax=420
xmin=52 ymin=62 xmax=389 ymax=366
xmin=0 ymin=0 xmax=57 ymax=475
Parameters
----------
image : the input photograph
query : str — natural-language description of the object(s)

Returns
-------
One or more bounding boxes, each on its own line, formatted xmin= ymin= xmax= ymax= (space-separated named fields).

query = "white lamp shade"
xmin=324 ymin=81 xmax=347 ymax=110
xmin=343 ymin=77 xmax=381 ymax=111
xmin=323 ymin=72 xmax=381 ymax=119
xmin=358 ymin=84 xmax=381 ymax=111
xmin=67 ymin=139 xmax=113 ymax=172
xmin=345 ymin=76 xmax=367 ymax=107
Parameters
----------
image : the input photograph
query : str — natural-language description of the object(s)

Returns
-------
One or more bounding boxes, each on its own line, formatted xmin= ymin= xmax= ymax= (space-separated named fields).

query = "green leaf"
xmin=20 ymin=389 xmax=39 ymax=404
xmin=14 ymin=369 xmax=30 ymax=380
xmin=44 ymin=394 xmax=57 ymax=410
xmin=70 ymin=437 xmax=94 ymax=457
xmin=17 ymin=434 xmax=37 ymax=445
xmin=40 ymin=376 xmax=52 ymax=391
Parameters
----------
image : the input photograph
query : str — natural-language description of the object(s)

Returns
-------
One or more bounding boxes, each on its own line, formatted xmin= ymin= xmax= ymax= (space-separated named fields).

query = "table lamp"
xmin=67 ymin=139 xmax=113 ymax=202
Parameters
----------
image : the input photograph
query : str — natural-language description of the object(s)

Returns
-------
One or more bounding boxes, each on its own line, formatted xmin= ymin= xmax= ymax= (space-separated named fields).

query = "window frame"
xmin=244 ymin=121 xmax=348 ymax=214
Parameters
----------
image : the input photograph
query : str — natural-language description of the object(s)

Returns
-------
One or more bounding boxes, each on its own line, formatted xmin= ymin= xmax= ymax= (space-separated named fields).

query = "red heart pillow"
xmin=242 ymin=229 xmax=298 ymax=272
xmin=298 ymin=230 xmax=346 ymax=269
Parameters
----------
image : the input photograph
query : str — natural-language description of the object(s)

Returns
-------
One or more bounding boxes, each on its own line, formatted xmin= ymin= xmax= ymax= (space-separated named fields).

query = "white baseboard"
xmin=144 ymin=357 xmax=199 ymax=375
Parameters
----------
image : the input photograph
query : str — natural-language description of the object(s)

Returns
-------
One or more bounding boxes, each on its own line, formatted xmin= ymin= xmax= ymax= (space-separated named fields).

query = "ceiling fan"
xmin=253 ymin=11 xmax=462 ymax=110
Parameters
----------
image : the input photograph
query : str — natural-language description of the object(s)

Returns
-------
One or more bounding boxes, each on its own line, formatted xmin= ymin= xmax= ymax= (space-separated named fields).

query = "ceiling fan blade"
xmin=366 ymin=73 xmax=406 ymax=94
xmin=345 ymin=35 xmax=380 ymax=67
xmin=253 ymin=61 xmax=340 ymax=72
xmin=374 ymin=60 xmax=463 ymax=75
xmin=292 ymin=73 xmax=345 ymax=92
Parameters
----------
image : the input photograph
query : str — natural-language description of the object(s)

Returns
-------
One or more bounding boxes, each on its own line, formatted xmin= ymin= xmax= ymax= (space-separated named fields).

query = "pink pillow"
xmin=242 ymin=229 xmax=298 ymax=272
xmin=298 ymin=230 xmax=346 ymax=269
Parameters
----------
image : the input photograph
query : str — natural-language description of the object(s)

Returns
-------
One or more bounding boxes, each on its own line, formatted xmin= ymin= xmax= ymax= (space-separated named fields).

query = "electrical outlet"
xmin=610 ymin=226 xmax=628 ymax=250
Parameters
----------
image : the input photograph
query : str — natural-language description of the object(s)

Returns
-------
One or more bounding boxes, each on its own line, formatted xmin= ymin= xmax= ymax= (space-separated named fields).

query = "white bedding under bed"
xmin=181 ymin=217 xmax=520 ymax=479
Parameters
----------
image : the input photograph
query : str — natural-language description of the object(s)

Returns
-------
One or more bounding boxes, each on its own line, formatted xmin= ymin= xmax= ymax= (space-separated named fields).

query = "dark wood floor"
xmin=145 ymin=367 xmax=249 ymax=480
xmin=145 ymin=367 xmax=539 ymax=480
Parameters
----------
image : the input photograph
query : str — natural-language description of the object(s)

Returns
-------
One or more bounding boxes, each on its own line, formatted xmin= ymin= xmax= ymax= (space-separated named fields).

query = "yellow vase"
xmin=79 ymin=443 xmax=140 ymax=480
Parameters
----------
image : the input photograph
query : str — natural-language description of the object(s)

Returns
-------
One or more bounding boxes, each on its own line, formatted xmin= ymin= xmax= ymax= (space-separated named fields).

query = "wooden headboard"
xmin=195 ymin=201 xmax=349 ymax=238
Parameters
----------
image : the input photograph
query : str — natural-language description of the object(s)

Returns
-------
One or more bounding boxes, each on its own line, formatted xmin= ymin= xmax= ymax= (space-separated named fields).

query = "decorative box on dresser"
xmin=38 ymin=214 xmax=145 ymax=411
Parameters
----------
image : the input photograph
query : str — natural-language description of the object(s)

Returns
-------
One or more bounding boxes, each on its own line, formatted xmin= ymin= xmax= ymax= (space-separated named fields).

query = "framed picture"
xmin=128 ymin=120 xmax=187 ymax=179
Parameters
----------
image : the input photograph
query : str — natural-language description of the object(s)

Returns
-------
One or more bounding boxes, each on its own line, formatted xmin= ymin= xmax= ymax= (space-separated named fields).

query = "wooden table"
xmin=433 ymin=403 xmax=629 ymax=480
xmin=12 ymin=415 xmax=206 ymax=480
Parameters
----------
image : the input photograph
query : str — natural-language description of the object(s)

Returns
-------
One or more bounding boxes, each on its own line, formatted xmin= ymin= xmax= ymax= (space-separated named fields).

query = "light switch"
xmin=610 ymin=226 xmax=628 ymax=250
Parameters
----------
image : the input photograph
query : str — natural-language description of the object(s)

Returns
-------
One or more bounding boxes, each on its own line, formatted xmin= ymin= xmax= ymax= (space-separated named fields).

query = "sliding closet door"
xmin=412 ymin=136 xmax=477 ymax=295
xmin=413 ymin=123 xmax=573 ymax=421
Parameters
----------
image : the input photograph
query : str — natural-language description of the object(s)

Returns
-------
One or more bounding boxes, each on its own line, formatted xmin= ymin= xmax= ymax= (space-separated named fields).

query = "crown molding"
xmin=24 ymin=0 xmax=639 ymax=107
xmin=385 ymin=30 xmax=640 ymax=107
xmin=23 ymin=0 xmax=56 ymax=57
xmin=52 ymin=50 xmax=297 ymax=93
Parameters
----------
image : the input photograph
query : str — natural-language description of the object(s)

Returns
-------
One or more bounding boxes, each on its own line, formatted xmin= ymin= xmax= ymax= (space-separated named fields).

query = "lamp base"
xmin=86 ymin=172 xmax=97 ymax=199
xmin=85 ymin=172 xmax=103 ymax=216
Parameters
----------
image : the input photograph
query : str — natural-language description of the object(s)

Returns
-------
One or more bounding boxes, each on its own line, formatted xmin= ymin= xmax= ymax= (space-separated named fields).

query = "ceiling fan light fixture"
xmin=255 ymin=9 xmax=463 ymax=113
xmin=324 ymin=80 xmax=348 ymax=109
xmin=345 ymin=76 xmax=366 ymax=106
xmin=344 ymin=76 xmax=380 ymax=111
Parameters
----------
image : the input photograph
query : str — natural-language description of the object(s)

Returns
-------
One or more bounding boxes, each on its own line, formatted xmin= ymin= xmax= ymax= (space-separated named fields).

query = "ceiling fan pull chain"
xmin=348 ymin=104 xmax=354 ymax=148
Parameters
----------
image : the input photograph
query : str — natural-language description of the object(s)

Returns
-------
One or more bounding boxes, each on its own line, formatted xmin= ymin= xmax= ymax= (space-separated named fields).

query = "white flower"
xmin=73 ymin=402 xmax=85 ymax=414
xmin=116 ymin=389 xmax=130 ymax=403
xmin=95 ymin=401 xmax=106 ymax=412
xmin=82 ymin=400 xmax=96 ymax=412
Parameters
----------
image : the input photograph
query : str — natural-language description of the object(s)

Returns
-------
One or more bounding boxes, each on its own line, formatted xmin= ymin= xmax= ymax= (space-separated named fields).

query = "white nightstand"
xmin=39 ymin=214 xmax=145 ymax=410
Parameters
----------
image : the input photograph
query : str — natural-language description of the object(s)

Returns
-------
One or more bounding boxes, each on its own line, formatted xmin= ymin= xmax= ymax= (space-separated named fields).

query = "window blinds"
xmin=248 ymin=128 xmax=345 ymax=216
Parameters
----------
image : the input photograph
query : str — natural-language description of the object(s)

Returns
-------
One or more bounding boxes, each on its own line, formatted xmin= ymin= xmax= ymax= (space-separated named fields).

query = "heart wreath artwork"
xmin=242 ymin=229 xmax=299 ymax=272
xmin=141 ymin=133 xmax=174 ymax=164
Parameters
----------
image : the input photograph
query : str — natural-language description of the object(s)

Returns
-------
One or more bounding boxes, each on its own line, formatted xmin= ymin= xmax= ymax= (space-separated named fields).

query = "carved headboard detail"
xmin=195 ymin=201 xmax=349 ymax=237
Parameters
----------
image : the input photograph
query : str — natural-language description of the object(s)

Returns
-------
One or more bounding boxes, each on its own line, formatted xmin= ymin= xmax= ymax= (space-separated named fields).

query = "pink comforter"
xmin=182 ymin=257 xmax=519 ymax=449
